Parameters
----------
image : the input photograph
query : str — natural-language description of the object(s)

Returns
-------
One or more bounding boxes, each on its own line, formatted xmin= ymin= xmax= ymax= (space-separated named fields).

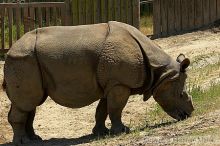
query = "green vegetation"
xmin=0 ymin=21 xmax=24 ymax=49
xmin=190 ymin=84 xmax=220 ymax=115
xmin=140 ymin=1 xmax=153 ymax=35
xmin=140 ymin=15 xmax=153 ymax=35
xmin=0 ymin=14 xmax=61 ymax=50
xmin=1 ymin=26 xmax=20 ymax=50
xmin=188 ymin=59 xmax=220 ymax=87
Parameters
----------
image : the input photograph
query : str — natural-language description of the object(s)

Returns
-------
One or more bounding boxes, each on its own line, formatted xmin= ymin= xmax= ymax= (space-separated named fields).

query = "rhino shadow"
xmin=0 ymin=134 xmax=98 ymax=146
xmin=144 ymin=120 xmax=178 ymax=129
xmin=0 ymin=121 xmax=179 ymax=146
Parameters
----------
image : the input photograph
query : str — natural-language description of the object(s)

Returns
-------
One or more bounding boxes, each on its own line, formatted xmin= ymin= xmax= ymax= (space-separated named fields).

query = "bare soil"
xmin=0 ymin=29 xmax=220 ymax=146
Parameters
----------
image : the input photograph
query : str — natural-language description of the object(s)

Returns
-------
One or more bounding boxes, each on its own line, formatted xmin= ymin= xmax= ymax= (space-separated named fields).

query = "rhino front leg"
xmin=92 ymin=98 xmax=109 ymax=135
xmin=107 ymin=85 xmax=130 ymax=135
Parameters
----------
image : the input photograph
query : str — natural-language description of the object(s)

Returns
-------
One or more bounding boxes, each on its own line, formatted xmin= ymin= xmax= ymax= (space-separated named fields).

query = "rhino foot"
xmin=13 ymin=134 xmax=42 ymax=146
xmin=92 ymin=125 xmax=110 ymax=136
xmin=110 ymin=124 xmax=130 ymax=135
xmin=13 ymin=135 xmax=31 ymax=146
xmin=29 ymin=134 xmax=42 ymax=141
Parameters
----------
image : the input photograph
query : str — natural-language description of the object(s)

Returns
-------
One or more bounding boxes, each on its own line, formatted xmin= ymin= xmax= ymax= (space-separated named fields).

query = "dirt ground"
xmin=0 ymin=28 xmax=220 ymax=146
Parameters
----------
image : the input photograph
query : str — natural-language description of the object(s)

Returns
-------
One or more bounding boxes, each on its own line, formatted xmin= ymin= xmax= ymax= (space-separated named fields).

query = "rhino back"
xmin=36 ymin=23 xmax=108 ymax=107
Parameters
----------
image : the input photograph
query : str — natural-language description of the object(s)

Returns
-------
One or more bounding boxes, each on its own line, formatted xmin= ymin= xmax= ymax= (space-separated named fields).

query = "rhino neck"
xmin=141 ymin=55 xmax=180 ymax=101
xmin=130 ymin=59 xmax=167 ymax=96
xmin=130 ymin=67 xmax=168 ymax=100
xmin=130 ymin=47 xmax=174 ymax=97
xmin=151 ymin=65 xmax=169 ymax=88
xmin=149 ymin=57 xmax=180 ymax=94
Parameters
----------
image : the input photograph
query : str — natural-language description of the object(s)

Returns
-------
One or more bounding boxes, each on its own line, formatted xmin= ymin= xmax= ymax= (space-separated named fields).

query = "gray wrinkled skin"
xmin=3 ymin=21 xmax=194 ymax=146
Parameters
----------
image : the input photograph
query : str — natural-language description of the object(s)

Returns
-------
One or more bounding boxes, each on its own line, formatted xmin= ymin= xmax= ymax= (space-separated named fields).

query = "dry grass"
xmin=140 ymin=15 xmax=153 ymax=35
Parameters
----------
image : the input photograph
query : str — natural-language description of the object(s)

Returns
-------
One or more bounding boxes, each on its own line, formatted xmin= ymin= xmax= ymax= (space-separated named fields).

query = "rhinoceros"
xmin=3 ymin=21 xmax=194 ymax=145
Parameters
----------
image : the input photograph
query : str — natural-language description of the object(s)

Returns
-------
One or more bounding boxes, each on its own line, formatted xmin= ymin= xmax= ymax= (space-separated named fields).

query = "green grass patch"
xmin=0 ymin=21 xmax=25 ymax=49
xmin=190 ymin=83 xmax=220 ymax=115
xmin=187 ymin=61 xmax=220 ymax=86
xmin=0 ymin=17 xmax=61 ymax=50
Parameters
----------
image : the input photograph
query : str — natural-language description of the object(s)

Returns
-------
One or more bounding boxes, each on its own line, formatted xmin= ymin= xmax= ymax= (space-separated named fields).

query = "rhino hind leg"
xmin=92 ymin=98 xmax=109 ymax=135
xmin=8 ymin=104 xmax=43 ymax=146
xmin=8 ymin=105 xmax=42 ymax=146
xmin=7 ymin=92 xmax=44 ymax=145
xmin=25 ymin=109 xmax=42 ymax=141
xmin=107 ymin=85 xmax=130 ymax=135
xmin=5 ymin=55 xmax=45 ymax=145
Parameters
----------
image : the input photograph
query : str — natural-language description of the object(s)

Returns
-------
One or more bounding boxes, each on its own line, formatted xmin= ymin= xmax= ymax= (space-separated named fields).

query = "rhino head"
xmin=143 ymin=54 xmax=194 ymax=120
xmin=117 ymin=22 xmax=194 ymax=121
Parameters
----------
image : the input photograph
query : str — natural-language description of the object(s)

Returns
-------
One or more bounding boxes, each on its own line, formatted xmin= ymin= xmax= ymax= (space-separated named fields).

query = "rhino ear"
xmin=176 ymin=54 xmax=190 ymax=72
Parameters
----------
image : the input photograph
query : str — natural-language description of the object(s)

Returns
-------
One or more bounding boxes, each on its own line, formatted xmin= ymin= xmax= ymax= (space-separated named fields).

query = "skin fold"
xmin=3 ymin=21 xmax=194 ymax=146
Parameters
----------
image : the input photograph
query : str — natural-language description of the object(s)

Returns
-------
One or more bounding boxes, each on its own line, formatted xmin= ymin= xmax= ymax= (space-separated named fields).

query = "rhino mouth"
xmin=167 ymin=108 xmax=191 ymax=121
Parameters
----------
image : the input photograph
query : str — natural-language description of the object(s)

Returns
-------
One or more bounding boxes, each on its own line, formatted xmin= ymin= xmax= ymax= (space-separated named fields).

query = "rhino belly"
xmin=49 ymin=77 xmax=103 ymax=108
xmin=41 ymin=59 xmax=103 ymax=108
